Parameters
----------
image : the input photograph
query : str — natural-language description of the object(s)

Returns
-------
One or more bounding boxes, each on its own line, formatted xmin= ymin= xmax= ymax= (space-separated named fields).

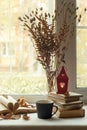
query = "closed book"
xmin=57 ymin=100 xmax=83 ymax=107
xmin=48 ymin=95 xmax=81 ymax=103
xmin=48 ymin=92 xmax=83 ymax=102
xmin=48 ymin=96 xmax=83 ymax=110
xmin=56 ymin=108 xmax=85 ymax=118
xmin=58 ymin=103 xmax=83 ymax=111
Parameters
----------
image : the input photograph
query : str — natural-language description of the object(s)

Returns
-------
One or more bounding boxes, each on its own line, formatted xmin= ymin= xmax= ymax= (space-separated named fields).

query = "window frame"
xmin=1 ymin=0 xmax=87 ymax=104
xmin=54 ymin=0 xmax=87 ymax=103
xmin=64 ymin=0 xmax=87 ymax=103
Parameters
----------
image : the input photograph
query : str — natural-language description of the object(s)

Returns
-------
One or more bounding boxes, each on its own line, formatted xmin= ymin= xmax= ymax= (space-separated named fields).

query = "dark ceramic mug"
xmin=36 ymin=100 xmax=58 ymax=119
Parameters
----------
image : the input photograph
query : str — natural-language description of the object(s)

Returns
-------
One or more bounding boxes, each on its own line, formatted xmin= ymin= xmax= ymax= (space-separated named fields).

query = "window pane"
xmin=76 ymin=0 xmax=87 ymax=88
xmin=0 ymin=0 xmax=55 ymax=94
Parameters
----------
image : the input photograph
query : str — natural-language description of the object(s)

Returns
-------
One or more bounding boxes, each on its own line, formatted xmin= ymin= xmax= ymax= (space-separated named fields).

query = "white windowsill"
xmin=0 ymin=106 xmax=87 ymax=130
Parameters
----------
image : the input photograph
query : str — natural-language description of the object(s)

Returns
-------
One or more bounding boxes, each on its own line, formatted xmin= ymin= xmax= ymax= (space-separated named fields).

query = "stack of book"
xmin=48 ymin=91 xmax=85 ymax=118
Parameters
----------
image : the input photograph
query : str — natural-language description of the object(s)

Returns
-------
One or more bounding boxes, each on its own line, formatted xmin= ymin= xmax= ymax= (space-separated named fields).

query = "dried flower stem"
xmin=18 ymin=2 xmax=87 ymax=92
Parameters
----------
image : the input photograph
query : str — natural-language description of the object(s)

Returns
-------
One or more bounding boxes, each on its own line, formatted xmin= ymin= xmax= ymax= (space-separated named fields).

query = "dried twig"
xmin=18 ymin=2 xmax=87 ymax=92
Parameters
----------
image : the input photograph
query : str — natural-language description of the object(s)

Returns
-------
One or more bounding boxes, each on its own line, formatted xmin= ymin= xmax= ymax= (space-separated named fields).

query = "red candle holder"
xmin=56 ymin=66 xmax=69 ymax=94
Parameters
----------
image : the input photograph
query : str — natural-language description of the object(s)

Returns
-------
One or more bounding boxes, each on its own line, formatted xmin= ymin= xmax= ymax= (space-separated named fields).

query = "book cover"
xmin=56 ymin=108 xmax=85 ymax=118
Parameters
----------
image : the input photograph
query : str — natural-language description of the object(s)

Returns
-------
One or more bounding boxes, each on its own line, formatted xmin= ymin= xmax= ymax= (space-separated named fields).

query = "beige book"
xmin=48 ymin=92 xmax=83 ymax=101
xmin=48 ymin=95 xmax=81 ymax=103
xmin=0 ymin=95 xmax=36 ymax=114
xmin=56 ymin=108 xmax=85 ymax=118
xmin=57 ymin=100 xmax=83 ymax=107
xmin=48 ymin=96 xmax=83 ymax=110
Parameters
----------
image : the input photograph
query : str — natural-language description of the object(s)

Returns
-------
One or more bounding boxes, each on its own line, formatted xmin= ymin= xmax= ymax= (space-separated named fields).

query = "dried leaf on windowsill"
xmin=23 ymin=114 xmax=30 ymax=120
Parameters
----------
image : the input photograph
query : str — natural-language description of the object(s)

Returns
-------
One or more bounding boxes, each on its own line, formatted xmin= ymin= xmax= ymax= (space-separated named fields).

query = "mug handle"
xmin=52 ymin=105 xmax=58 ymax=116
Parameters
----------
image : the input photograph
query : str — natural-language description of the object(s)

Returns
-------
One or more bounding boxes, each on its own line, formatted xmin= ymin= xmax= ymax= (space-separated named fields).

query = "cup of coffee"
xmin=36 ymin=100 xmax=58 ymax=119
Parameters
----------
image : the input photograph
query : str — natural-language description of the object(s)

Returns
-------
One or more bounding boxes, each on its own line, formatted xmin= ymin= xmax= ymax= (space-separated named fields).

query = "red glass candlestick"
xmin=56 ymin=66 xmax=69 ymax=94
